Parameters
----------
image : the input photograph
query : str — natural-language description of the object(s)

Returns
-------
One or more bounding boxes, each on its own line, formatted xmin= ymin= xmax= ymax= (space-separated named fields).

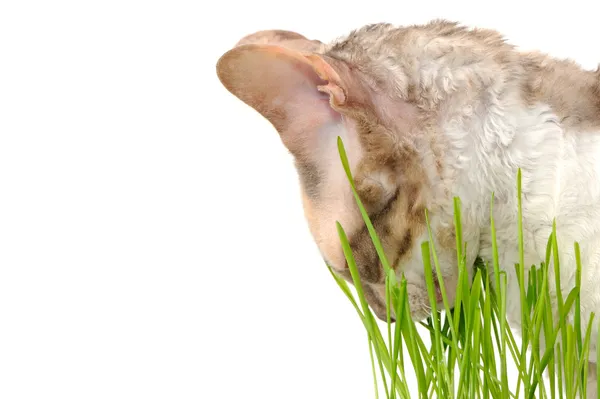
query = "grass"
xmin=328 ymin=137 xmax=598 ymax=398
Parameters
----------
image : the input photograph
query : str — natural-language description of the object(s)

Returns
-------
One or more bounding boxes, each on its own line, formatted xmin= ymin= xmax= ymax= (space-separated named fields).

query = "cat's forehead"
xmin=324 ymin=19 xmax=508 ymax=69
xmin=327 ymin=23 xmax=397 ymax=53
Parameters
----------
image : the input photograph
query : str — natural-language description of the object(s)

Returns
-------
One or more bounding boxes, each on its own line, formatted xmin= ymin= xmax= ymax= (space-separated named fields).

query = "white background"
xmin=1 ymin=1 xmax=599 ymax=398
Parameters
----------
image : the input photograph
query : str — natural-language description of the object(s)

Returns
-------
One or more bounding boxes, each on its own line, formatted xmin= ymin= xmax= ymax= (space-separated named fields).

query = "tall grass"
xmin=329 ymin=137 xmax=598 ymax=398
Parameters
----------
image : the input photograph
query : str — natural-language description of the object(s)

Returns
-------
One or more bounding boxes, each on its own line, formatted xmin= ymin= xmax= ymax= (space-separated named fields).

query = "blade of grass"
xmin=574 ymin=242 xmax=584 ymax=394
xmin=425 ymin=209 xmax=461 ymax=380
xmin=422 ymin=241 xmax=445 ymax=398
xmin=516 ymin=169 xmax=531 ymax=398
xmin=368 ymin=337 xmax=380 ymax=399
xmin=336 ymin=221 xmax=394 ymax=397
xmin=336 ymin=137 xmax=392 ymax=274
xmin=390 ymin=279 xmax=411 ymax=399
xmin=575 ymin=313 xmax=595 ymax=398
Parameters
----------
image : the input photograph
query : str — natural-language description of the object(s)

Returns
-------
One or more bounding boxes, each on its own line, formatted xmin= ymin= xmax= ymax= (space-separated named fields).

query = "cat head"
xmin=215 ymin=22 xmax=501 ymax=321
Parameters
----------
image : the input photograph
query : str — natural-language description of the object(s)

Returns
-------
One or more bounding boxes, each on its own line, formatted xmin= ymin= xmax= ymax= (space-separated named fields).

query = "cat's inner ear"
xmin=216 ymin=44 xmax=346 ymax=158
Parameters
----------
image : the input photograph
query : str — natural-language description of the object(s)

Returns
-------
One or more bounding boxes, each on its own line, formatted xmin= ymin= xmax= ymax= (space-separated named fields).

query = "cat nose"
xmin=373 ymin=308 xmax=395 ymax=323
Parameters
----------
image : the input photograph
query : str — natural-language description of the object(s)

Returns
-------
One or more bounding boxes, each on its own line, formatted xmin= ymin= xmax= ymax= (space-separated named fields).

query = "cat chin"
xmin=369 ymin=282 xmax=452 ymax=323
xmin=407 ymin=287 xmax=440 ymax=322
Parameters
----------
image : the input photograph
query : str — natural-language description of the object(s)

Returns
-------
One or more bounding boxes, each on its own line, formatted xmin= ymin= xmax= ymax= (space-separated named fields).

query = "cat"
xmin=216 ymin=20 xmax=600 ymax=397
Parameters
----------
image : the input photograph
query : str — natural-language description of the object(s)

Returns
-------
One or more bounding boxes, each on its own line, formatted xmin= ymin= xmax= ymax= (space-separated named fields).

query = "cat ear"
xmin=235 ymin=30 xmax=324 ymax=53
xmin=216 ymin=44 xmax=346 ymax=157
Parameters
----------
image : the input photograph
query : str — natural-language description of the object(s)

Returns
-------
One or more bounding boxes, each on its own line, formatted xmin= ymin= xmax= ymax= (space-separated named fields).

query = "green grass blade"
xmin=336 ymin=221 xmax=394 ymax=397
xmin=421 ymin=241 xmax=445 ymax=397
xmin=368 ymin=337 xmax=380 ymax=399
xmin=337 ymin=137 xmax=392 ymax=274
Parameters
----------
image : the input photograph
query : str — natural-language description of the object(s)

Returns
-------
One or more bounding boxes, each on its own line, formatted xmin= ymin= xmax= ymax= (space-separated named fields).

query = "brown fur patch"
xmin=347 ymin=143 xmax=428 ymax=285
xmin=436 ymin=225 xmax=456 ymax=251
xmin=294 ymin=159 xmax=320 ymax=199
xmin=521 ymin=52 xmax=600 ymax=131
xmin=326 ymin=73 xmax=430 ymax=288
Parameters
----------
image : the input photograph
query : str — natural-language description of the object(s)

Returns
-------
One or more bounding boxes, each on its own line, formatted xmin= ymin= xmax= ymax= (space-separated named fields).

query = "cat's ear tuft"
xmin=216 ymin=44 xmax=346 ymax=157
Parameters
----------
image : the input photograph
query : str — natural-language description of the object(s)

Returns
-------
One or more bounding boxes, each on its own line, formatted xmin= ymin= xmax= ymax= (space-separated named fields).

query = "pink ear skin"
xmin=216 ymin=44 xmax=345 ymax=158
xmin=234 ymin=30 xmax=324 ymax=53
xmin=305 ymin=53 xmax=346 ymax=106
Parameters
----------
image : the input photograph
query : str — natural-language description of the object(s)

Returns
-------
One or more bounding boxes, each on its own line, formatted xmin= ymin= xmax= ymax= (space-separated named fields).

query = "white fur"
xmin=324 ymin=23 xmax=600 ymax=394
xmin=435 ymin=93 xmax=600 ymax=396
